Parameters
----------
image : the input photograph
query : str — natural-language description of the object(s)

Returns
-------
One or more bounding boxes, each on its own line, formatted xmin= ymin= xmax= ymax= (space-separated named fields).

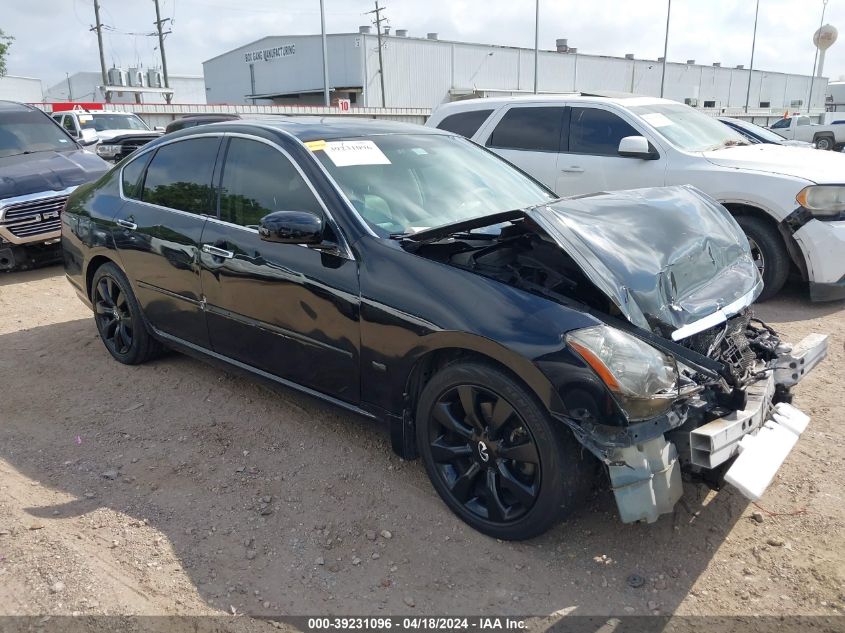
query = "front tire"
xmin=734 ymin=215 xmax=790 ymax=301
xmin=415 ymin=362 xmax=591 ymax=540
xmin=91 ymin=262 xmax=163 ymax=365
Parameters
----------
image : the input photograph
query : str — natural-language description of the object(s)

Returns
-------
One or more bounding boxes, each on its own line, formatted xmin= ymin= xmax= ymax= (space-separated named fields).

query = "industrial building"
xmin=203 ymin=30 xmax=828 ymax=112
xmin=43 ymin=70 xmax=206 ymax=104
xmin=0 ymin=75 xmax=44 ymax=102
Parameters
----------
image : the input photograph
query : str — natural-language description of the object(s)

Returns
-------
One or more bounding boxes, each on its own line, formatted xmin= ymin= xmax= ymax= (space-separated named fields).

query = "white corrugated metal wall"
xmin=203 ymin=33 xmax=828 ymax=112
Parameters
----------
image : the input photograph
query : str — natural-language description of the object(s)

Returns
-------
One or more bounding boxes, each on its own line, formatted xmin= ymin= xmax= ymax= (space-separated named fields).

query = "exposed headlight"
xmin=796 ymin=185 xmax=845 ymax=218
xmin=566 ymin=325 xmax=679 ymax=420
xmin=96 ymin=144 xmax=120 ymax=157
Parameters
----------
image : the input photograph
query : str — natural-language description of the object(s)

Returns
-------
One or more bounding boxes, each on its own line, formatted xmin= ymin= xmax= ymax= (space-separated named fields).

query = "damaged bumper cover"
xmin=598 ymin=333 xmax=828 ymax=524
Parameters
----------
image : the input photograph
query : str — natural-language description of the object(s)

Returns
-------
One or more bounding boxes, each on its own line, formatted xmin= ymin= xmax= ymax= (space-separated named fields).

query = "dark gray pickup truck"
xmin=0 ymin=101 xmax=109 ymax=270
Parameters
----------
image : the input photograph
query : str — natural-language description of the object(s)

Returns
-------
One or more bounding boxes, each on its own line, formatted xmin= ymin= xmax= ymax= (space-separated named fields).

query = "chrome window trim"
xmin=117 ymin=131 xmax=356 ymax=260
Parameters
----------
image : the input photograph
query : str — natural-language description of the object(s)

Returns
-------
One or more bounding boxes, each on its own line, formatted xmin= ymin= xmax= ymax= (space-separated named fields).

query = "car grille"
xmin=118 ymin=138 xmax=154 ymax=154
xmin=0 ymin=195 xmax=67 ymax=242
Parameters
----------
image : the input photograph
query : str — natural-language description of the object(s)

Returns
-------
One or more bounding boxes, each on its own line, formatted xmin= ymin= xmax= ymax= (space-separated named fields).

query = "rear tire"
xmin=415 ymin=362 xmax=592 ymax=540
xmin=734 ymin=215 xmax=790 ymax=301
xmin=814 ymin=134 xmax=834 ymax=150
xmin=91 ymin=262 xmax=164 ymax=365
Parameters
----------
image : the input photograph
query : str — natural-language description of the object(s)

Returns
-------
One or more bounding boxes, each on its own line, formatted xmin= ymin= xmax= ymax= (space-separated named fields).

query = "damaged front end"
xmin=402 ymin=185 xmax=829 ymax=524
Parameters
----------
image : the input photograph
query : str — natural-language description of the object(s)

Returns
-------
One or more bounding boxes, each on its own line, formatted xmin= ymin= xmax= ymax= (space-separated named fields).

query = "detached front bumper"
xmin=609 ymin=333 xmax=829 ymax=523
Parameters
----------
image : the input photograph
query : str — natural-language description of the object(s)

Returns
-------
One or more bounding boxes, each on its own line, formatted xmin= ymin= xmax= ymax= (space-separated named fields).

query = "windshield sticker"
xmin=304 ymin=140 xmax=327 ymax=152
xmin=411 ymin=147 xmax=428 ymax=155
xmin=641 ymin=112 xmax=674 ymax=128
xmin=78 ymin=114 xmax=93 ymax=122
xmin=322 ymin=140 xmax=391 ymax=166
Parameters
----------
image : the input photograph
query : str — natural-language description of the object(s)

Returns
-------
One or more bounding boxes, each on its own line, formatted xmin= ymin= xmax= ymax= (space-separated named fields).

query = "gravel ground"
xmin=0 ymin=265 xmax=843 ymax=625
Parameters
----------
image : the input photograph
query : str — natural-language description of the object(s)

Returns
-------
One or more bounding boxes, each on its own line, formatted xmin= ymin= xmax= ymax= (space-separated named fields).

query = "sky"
xmin=3 ymin=0 xmax=844 ymax=90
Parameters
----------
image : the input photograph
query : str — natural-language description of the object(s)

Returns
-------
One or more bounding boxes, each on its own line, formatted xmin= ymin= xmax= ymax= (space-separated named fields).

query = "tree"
xmin=0 ymin=30 xmax=13 ymax=77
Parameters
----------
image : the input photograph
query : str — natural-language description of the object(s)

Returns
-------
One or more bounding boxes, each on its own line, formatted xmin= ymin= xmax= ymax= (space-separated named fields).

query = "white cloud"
xmin=4 ymin=0 xmax=844 ymax=90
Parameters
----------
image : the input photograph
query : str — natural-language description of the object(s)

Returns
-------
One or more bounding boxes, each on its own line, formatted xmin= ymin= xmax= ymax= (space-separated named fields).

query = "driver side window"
xmin=218 ymin=138 xmax=322 ymax=228
xmin=62 ymin=115 xmax=78 ymax=137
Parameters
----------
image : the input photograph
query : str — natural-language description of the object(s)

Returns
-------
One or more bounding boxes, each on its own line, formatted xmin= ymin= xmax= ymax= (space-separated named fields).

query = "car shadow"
xmin=0 ymin=318 xmax=748 ymax=618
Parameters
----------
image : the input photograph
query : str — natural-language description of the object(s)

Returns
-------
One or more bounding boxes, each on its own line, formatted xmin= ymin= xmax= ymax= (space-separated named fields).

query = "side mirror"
xmin=79 ymin=128 xmax=99 ymax=146
xmin=618 ymin=135 xmax=658 ymax=160
xmin=259 ymin=210 xmax=324 ymax=245
xmin=154 ymin=126 xmax=165 ymax=132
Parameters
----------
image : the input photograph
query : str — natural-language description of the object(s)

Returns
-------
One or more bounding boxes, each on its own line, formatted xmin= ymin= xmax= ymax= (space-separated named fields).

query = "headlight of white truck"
xmin=566 ymin=325 xmax=679 ymax=420
xmin=96 ymin=144 xmax=120 ymax=158
xmin=796 ymin=185 xmax=845 ymax=218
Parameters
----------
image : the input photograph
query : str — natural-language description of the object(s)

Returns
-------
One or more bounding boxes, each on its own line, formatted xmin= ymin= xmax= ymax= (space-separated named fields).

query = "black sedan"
xmin=62 ymin=119 xmax=826 ymax=539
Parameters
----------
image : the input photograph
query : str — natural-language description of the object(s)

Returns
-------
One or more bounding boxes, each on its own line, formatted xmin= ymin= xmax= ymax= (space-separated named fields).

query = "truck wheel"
xmin=814 ymin=134 xmax=834 ymax=150
xmin=415 ymin=361 xmax=592 ymax=540
xmin=734 ymin=216 xmax=790 ymax=301
xmin=91 ymin=262 xmax=164 ymax=365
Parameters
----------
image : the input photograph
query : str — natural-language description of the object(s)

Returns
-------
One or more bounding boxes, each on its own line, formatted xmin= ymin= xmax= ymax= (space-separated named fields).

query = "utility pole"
xmin=744 ymin=0 xmax=760 ymax=113
xmin=659 ymin=0 xmax=671 ymax=98
xmin=91 ymin=0 xmax=109 ymax=102
xmin=319 ymin=0 xmax=330 ymax=107
xmin=366 ymin=1 xmax=387 ymax=107
xmin=153 ymin=0 xmax=172 ymax=104
xmin=533 ymin=0 xmax=539 ymax=94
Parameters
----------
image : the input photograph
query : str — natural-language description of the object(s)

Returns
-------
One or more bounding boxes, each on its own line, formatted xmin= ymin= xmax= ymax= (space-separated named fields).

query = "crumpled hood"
xmin=702 ymin=144 xmax=845 ymax=183
xmin=0 ymin=150 xmax=109 ymax=200
xmin=526 ymin=185 xmax=763 ymax=338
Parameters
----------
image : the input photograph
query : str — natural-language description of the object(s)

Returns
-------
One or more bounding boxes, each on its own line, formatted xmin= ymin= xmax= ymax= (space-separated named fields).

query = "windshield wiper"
xmin=391 ymin=209 xmax=525 ymax=243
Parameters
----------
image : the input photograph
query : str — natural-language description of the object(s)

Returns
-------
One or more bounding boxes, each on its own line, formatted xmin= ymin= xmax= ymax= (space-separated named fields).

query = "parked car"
xmin=164 ymin=113 xmax=240 ymax=134
xmin=0 ymin=101 xmax=108 ymax=271
xmin=427 ymin=95 xmax=845 ymax=301
xmin=63 ymin=119 xmax=828 ymax=539
xmin=767 ymin=114 xmax=845 ymax=150
xmin=52 ymin=109 xmax=162 ymax=162
xmin=718 ymin=116 xmax=815 ymax=148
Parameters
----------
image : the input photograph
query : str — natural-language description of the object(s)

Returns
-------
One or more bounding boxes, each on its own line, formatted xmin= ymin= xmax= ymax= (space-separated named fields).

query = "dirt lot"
xmin=0 ymin=265 xmax=844 ymax=625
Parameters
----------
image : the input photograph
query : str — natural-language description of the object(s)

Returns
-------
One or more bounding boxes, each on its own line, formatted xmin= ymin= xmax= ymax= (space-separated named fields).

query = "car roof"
xmin=431 ymin=93 xmax=676 ymax=115
xmin=202 ymin=116 xmax=440 ymax=142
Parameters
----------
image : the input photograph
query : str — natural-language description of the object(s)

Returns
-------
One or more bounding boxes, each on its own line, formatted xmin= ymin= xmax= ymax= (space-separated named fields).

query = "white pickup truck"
xmin=426 ymin=95 xmax=845 ymax=301
xmin=768 ymin=115 xmax=845 ymax=151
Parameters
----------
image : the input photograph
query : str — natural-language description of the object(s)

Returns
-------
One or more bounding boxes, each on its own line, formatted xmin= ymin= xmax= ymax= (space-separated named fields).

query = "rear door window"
xmin=141 ymin=138 xmax=220 ymax=214
xmin=569 ymin=107 xmax=640 ymax=156
xmin=435 ymin=109 xmax=493 ymax=139
xmin=487 ymin=107 xmax=564 ymax=152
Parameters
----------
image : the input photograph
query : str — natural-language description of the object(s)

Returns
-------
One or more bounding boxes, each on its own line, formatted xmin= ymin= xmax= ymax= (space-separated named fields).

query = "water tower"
xmin=814 ymin=24 xmax=838 ymax=77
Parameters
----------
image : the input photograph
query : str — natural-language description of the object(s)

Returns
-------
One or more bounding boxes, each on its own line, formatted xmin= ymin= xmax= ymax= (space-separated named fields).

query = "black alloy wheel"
xmin=428 ymin=384 xmax=541 ymax=523
xmin=734 ymin=215 xmax=790 ymax=301
xmin=416 ymin=362 xmax=593 ymax=540
xmin=91 ymin=262 xmax=164 ymax=365
xmin=94 ymin=274 xmax=134 ymax=355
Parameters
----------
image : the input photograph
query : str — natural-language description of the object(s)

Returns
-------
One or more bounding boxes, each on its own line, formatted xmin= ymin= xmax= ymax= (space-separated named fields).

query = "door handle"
xmin=560 ymin=166 xmax=584 ymax=173
xmin=202 ymin=244 xmax=235 ymax=259
xmin=116 ymin=218 xmax=137 ymax=230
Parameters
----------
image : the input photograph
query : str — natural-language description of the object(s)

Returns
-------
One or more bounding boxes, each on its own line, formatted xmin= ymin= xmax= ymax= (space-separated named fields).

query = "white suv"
xmin=427 ymin=95 xmax=845 ymax=301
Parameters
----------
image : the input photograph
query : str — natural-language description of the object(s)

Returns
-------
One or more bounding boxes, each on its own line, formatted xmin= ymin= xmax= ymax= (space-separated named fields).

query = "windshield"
xmin=79 ymin=113 xmax=150 ymax=132
xmin=729 ymin=119 xmax=787 ymax=144
xmin=312 ymin=133 xmax=555 ymax=236
xmin=630 ymin=103 xmax=748 ymax=151
xmin=0 ymin=109 xmax=76 ymax=158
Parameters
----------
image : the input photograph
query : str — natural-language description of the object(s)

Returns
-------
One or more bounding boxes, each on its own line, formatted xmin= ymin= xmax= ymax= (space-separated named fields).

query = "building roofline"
xmin=202 ymin=32 xmax=828 ymax=80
